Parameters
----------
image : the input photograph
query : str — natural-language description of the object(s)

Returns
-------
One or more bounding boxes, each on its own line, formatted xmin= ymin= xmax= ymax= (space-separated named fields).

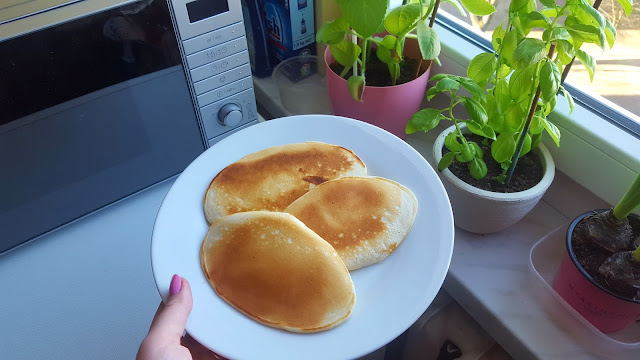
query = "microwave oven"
xmin=0 ymin=0 xmax=258 ymax=253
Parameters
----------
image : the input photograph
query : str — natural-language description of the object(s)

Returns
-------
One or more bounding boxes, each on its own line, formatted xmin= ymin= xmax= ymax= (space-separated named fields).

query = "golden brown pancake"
xmin=201 ymin=211 xmax=356 ymax=333
xmin=203 ymin=142 xmax=367 ymax=224
xmin=284 ymin=176 xmax=418 ymax=270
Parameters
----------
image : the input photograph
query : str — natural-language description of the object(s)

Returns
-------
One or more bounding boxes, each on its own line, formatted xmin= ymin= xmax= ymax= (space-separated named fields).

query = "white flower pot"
xmin=433 ymin=124 xmax=555 ymax=234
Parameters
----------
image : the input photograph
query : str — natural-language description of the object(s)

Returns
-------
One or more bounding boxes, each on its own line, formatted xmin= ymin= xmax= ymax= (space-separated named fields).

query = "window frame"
xmin=430 ymin=12 xmax=640 ymax=209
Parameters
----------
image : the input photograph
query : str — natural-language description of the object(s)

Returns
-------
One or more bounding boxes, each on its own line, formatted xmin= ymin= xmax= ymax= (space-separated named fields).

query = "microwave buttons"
xmin=186 ymin=37 xmax=247 ymax=69
xmin=193 ymin=64 xmax=250 ymax=95
xmin=196 ymin=76 xmax=252 ymax=108
xmin=189 ymin=50 xmax=249 ymax=83
xmin=217 ymin=103 xmax=243 ymax=127
xmin=182 ymin=22 xmax=245 ymax=55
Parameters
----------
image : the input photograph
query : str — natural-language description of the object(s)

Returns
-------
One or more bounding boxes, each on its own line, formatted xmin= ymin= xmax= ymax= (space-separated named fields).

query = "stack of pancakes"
xmin=200 ymin=142 xmax=418 ymax=333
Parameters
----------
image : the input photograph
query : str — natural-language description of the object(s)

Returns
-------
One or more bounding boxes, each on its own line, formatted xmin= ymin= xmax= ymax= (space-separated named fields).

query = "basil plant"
xmin=315 ymin=0 xmax=496 ymax=101
xmin=407 ymin=0 xmax=633 ymax=184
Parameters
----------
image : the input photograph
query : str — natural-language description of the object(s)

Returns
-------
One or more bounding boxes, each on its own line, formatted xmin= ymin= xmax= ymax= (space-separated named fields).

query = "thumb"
xmin=148 ymin=274 xmax=193 ymax=344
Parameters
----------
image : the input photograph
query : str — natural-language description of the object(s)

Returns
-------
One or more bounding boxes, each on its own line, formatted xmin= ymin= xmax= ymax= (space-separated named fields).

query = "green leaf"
xmin=540 ymin=61 xmax=560 ymax=103
xmin=544 ymin=27 xmax=572 ymax=42
xmin=456 ymin=142 xmax=475 ymax=162
xmin=376 ymin=35 xmax=402 ymax=64
xmin=435 ymin=78 xmax=460 ymax=92
xmin=556 ymin=40 xmax=575 ymax=65
xmin=442 ymin=0 xmax=468 ymax=17
xmin=523 ymin=11 xmax=552 ymax=33
xmin=561 ymin=86 xmax=575 ymax=114
xmin=460 ymin=0 xmax=496 ymax=16
xmin=577 ymin=4 xmax=605 ymax=28
xmin=467 ymin=53 xmax=497 ymax=88
xmin=429 ymin=73 xmax=450 ymax=83
xmin=512 ymin=38 xmax=547 ymax=69
xmin=445 ymin=132 xmax=463 ymax=152
xmin=509 ymin=63 xmax=536 ymax=102
xmin=544 ymin=95 xmax=557 ymax=115
xmin=316 ymin=18 xmax=349 ymax=44
xmin=505 ymin=103 xmax=526 ymax=131
xmin=347 ymin=75 xmax=366 ymax=101
xmin=337 ymin=0 xmax=388 ymax=38
xmin=509 ymin=0 xmax=530 ymax=12
xmin=417 ymin=21 xmax=441 ymax=60
xmin=576 ymin=49 xmax=596 ymax=82
xmin=458 ymin=77 xmax=485 ymax=98
xmin=406 ymin=108 xmax=443 ymax=134
xmin=519 ymin=133 xmax=533 ymax=157
xmin=462 ymin=97 xmax=488 ymax=125
xmin=470 ymin=141 xmax=483 ymax=159
xmin=426 ymin=86 xmax=440 ymax=101
xmin=469 ymin=158 xmax=488 ymax=179
xmin=438 ymin=152 xmax=457 ymax=171
xmin=385 ymin=4 xmax=422 ymax=36
xmin=500 ymin=29 xmax=520 ymax=66
xmin=539 ymin=0 xmax=556 ymax=7
xmin=604 ymin=19 xmax=617 ymax=49
xmin=492 ymin=21 xmax=506 ymax=52
xmin=531 ymin=132 xmax=542 ymax=149
xmin=540 ymin=7 xmax=559 ymax=17
xmin=329 ymin=41 xmax=361 ymax=67
xmin=543 ymin=118 xmax=561 ymax=147
xmin=488 ymin=113 xmax=505 ymax=133
xmin=491 ymin=132 xmax=517 ymax=164
xmin=567 ymin=24 xmax=605 ymax=49
xmin=494 ymin=78 xmax=510 ymax=113
xmin=615 ymin=0 xmax=633 ymax=17
xmin=530 ymin=111 xmax=545 ymax=134
xmin=466 ymin=121 xmax=496 ymax=140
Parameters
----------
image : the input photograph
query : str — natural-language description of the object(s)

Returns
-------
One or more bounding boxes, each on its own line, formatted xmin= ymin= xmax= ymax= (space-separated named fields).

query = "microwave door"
xmin=0 ymin=0 xmax=206 ymax=253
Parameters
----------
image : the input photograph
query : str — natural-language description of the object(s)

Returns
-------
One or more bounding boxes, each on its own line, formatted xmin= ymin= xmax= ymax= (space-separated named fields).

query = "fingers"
xmin=147 ymin=275 xmax=193 ymax=345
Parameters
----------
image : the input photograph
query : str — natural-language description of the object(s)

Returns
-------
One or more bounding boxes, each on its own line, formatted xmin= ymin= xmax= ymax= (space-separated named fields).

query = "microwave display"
xmin=0 ymin=0 xmax=207 ymax=253
xmin=186 ymin=0 xmax=229 ymax=23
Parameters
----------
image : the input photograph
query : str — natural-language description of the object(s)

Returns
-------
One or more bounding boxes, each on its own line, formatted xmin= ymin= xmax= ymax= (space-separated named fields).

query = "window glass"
xmin=439 ymin=1 xmax=640 ymax=123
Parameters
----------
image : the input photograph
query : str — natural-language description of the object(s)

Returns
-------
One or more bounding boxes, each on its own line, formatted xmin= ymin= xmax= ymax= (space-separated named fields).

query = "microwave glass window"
xmin=186 ymin=0 xmax=229 ymax=23
xmin=0 ymin=0 xmax=205 ymax=253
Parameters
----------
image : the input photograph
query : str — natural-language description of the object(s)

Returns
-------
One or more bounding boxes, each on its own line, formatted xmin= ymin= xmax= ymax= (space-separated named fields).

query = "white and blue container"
xmin=264 ymin=0 xmax=316 ymax=65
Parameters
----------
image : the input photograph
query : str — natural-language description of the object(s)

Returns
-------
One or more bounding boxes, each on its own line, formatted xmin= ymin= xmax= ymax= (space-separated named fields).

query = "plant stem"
xmin=361 ymin=38 xmax=368 ymax=78
xmin=449 ymin=91 xmax=470 ymax=147
xmin=613 ymin=173 xmax=640 ymax=220
xmin=429 ymin=0 xmax=442 ymax=28
xmin=505 ymin=43 xmax=557 ymax=185
xmin=560 ymin=0 xmax=602 ymax=84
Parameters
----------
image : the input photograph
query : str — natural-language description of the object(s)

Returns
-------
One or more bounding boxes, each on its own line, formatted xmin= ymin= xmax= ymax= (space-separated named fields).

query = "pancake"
xmin=204 ymin=142 xmax=367 ymax=224
xmin=200 ymin=211 xmax=356 ymax=333
xmin=284 ymin=176 xmax=418 ymax=270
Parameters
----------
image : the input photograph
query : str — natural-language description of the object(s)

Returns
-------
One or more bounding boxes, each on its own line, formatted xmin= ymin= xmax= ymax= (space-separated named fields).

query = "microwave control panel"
xmin=168 ymin=0 xmax=257 ymax=145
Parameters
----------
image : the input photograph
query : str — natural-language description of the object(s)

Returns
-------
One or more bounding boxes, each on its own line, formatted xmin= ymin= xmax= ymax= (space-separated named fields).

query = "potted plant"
xmin=315 ymin=0 xmax=496 ymax=139
xmin=406 ymin=0 xmax=632 ymax=233
xmin=553 ymin=172 xmax=640 ymax=333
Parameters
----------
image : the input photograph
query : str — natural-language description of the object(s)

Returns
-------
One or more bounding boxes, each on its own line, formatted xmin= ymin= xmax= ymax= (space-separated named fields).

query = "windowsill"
xmin=253 ymin=68 xmax=637 ymax=358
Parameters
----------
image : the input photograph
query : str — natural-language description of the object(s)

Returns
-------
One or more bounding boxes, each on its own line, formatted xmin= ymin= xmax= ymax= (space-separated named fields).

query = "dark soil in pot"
xmin=572 ymin=212 xmax=640 ymax=301
xmin=443 ymin=134 xmax=544 ymax=193
xmin=329 ymin=48 xmax=425 ymax=87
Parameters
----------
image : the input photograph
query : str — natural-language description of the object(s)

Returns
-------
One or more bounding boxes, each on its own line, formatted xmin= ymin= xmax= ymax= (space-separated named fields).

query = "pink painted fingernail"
xmin=169 ymin=274 xmax=181 ymax=297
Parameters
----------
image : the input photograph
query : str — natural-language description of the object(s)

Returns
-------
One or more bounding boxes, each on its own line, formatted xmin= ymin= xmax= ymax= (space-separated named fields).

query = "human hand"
xmin=137 ymin=275 xmax=225 ymax=360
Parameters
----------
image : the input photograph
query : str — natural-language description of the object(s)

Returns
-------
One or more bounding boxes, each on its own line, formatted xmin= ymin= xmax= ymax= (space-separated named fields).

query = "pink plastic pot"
xmin=553 ymin=210 xmax=640 ymax=333
xmin=324 ymin=43 xmax=430 ymax=139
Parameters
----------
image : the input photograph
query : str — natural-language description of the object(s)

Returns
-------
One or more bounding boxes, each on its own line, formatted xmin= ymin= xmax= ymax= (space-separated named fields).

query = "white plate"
xmin=151 ymin=115 xmax=454 ymax=360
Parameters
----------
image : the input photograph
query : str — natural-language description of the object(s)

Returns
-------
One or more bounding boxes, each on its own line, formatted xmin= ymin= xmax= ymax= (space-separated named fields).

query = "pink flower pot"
xmin=324 ymin=44 xmax=431 ymax=139
xmin=552 ymin=210 xmax=640 ymax=333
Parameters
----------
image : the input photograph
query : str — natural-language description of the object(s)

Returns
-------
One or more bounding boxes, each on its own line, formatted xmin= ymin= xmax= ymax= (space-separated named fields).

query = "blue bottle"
xmin=241 ymin=0 xmax=273 ymax=77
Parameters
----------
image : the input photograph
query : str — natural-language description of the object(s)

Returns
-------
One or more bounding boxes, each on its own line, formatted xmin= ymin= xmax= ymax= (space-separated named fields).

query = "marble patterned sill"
xmin=254 ymin=76 xmax=637 ymax=360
